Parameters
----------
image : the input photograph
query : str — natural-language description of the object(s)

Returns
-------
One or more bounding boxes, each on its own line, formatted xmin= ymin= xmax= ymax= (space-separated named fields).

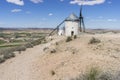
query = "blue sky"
xmin=0 ymin=0 xmax=120 ymax=29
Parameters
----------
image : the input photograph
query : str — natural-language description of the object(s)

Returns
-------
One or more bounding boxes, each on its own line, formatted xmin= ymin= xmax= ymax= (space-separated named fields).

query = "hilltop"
xmin=0 ymin=32 xmax=120 ymax=80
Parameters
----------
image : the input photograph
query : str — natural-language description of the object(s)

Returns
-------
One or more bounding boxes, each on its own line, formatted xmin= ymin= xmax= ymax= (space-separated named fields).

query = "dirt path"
xmin=0 ymin=36 xmax=64 ymax=80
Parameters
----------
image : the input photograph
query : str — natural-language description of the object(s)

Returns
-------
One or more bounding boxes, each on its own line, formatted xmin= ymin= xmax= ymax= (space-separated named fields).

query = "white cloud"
xmin=107 ymin=19 xmax=117 ymax=22
xmin=48 ymin=13 xmax=53 ymax=16
xmin=70 ymin=0 xmax=105 ymax=6
xmin=30 ymin=0 xmax=43 ymax=3
xmin=6 ymin=0 xmax=24 ymax=6
xmin=11 ymin=9 xmax=22 ymax=13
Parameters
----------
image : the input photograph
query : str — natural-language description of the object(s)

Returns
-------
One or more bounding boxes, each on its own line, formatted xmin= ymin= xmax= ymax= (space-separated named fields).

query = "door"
xmin=71 ymin=31 xmax=74 ymax=36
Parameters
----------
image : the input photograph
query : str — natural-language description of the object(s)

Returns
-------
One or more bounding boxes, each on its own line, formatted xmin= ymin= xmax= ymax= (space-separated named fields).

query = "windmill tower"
xmin=64 ymin=13 xmax=80 ymax=36
xmin=79 ymin=5 xmax=85 ymax=32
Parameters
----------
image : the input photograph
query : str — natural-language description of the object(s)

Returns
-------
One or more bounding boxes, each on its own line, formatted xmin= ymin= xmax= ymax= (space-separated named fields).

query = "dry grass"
xmin=89 ymin=37 xmax=101 ymax=44
xmin=66 ymin=37 xmax=72 ymax=42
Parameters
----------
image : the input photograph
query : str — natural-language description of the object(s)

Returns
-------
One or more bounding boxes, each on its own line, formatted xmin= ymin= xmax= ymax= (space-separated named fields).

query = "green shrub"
xmin=0 ymin=48 xmax=15 ymax=55
xmin=0 ymin=40 xmax=6 ymax=44
xmin=31 ymin=39 xmax=41 ymax=46
xmin=15 ymin=46 xmax=26 ymax=52
xmin=0 ymin=56 xmax=5 ymax=63
xmin=66 ymin=37 xmax=72 ymax=42
xmin=25 ymin=43 xmax=33 ymax=48
xmin=89 ymin=37 xmax=101 ymax=44
xmin=74 ymin=35 xmax=77 ymax=39
xmin=3 ymin=52 xmax=15 ymax=59
xmin=86 ymin=67 xmax=99 ymax=80
xmin=10 ymin=39 xmax=23 ymax=43
xmin=70 ymin=68 xmax=113 ymax=80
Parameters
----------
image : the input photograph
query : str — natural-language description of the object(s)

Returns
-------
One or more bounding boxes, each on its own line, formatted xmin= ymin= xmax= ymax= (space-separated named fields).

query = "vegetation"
xmin=66 ymin=37 xmax=72 ymax=42
xmin=0 ymin=40 xmax=6 ymax=45
xmin=86 ymin=67 xmax=99 ymax=80
xmin=89 ymin=37 xmax=101 ymax=44
xmin=15 ymin=46 xmax=26 ymax=52
xmin=51 ymin=70 xmax=56 ymax=76
xmin=0 ymin=33 xmax=11 ymax=39
xmin=50 ymin=49 xmax=56 ymax=53
xmin=70 ymin=67 xmax=113 ymax=80
xmin=10 ymin=39 xmax=24 ymax=43
xmin=0 ymin=56 xmax=5 ymax=63
xmin=0 ymin=48 xmax=15 ymax=63
xmin=74 ymin=35 xmax=77 ymax=39
xmin=24 ymin=43 xmax=33 ymax=48
xmin=31 ymin=39 xmax=41 ymax=46
xmin=0 ymin=44 xmax=22 ymax=48
xmin=0 ymin=31 xmax=47 ymax=64
xmin=3 ymin=52 xmax=15 ymax=59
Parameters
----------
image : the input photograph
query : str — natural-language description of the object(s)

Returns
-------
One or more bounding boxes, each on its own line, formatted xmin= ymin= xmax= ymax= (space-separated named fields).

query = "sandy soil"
xmin=1 ymin=33 xmax=120 ymax=80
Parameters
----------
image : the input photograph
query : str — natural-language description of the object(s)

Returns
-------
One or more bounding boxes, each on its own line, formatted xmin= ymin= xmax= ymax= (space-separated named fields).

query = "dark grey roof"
xmin=65 ymin=13 xmax=79 ymax=21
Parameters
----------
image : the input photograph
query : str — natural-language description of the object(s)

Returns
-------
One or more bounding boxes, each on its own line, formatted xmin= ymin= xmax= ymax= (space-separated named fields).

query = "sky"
xmin=0 ymin=0 xmax=120 ymax=29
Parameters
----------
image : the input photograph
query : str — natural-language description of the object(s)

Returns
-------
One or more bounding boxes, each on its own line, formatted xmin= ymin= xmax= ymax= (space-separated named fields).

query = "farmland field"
xmin=0 ymin=29 xmax=51 ymax=63
xmin=0 ymin=29 xmax=50 ymax=48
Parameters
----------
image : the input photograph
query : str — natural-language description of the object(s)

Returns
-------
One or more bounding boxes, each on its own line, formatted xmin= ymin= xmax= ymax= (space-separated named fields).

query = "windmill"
xmin=79 ymin=5 xmax=86 ymax=32
xmin=49 ymin=5 xmax=86 ymax=36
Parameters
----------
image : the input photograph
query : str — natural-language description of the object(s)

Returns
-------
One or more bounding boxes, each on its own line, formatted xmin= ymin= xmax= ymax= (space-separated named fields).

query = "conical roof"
xmin=65 ymin=13 xmax=79 ymax=21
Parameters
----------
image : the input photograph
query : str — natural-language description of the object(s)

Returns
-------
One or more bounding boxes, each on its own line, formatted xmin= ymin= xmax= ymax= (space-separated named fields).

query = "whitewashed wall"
xmin=58 ymin=29 xmax=64 ymax=36
xmin=65 ymin=21 xmax=79 ymax=36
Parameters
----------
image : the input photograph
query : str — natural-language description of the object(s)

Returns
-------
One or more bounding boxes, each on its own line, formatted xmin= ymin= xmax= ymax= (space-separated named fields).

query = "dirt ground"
xmin=0 ymin=33 xmax=120 ymax=80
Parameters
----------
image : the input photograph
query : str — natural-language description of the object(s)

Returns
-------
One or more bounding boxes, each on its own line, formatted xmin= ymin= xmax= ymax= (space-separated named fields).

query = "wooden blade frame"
xmin=79 ymin=5 xmax=85 ymax=32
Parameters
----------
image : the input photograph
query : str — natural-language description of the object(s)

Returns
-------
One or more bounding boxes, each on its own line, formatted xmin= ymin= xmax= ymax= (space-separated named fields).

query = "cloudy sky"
xmin=0 ymin=0 xmax=120 ymax=29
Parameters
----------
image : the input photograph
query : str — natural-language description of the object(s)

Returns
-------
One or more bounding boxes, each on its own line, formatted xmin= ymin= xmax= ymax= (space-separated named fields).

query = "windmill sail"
xmin=49 ymin=20 xmax=65 ymax=36
xmin=79 ymin=5 xmax=85 ymax=32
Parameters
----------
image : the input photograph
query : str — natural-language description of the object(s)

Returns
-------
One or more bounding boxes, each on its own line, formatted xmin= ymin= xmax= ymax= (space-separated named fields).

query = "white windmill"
xmin=49 ymin=6 xmax=85 ymax=36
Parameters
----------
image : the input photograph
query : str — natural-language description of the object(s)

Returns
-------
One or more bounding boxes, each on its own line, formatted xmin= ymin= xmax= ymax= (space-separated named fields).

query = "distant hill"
xmin=0 ymin=28 xmax=53 ymax=31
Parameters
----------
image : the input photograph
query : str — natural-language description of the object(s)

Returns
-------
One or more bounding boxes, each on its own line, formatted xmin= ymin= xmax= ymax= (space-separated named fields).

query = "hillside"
xmin=0 ymin=33 xmax=120 ymax=80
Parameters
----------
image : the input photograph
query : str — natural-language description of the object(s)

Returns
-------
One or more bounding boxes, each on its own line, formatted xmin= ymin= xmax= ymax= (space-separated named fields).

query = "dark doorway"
xmin=71 ymin=31 xmax=74 ymax=36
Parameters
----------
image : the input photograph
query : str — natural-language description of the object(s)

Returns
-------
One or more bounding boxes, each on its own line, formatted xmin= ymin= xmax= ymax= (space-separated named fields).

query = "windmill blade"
xmin=49 ymin=27 xmax=58 ymax=36
xmin=82 ymin=18 xmax=85 ymax=32
xmin=80 ymin=5 xmax=83 ymax=17
xmin=79 ymin=5 xmax=86 ymax=32
xmin=80 ymin=19 xmax=82 ymax=32
xmin=79 ymin=5 xmax=83 ymax=32
xmin=49 ymin=20 xmax=65 ymax=36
